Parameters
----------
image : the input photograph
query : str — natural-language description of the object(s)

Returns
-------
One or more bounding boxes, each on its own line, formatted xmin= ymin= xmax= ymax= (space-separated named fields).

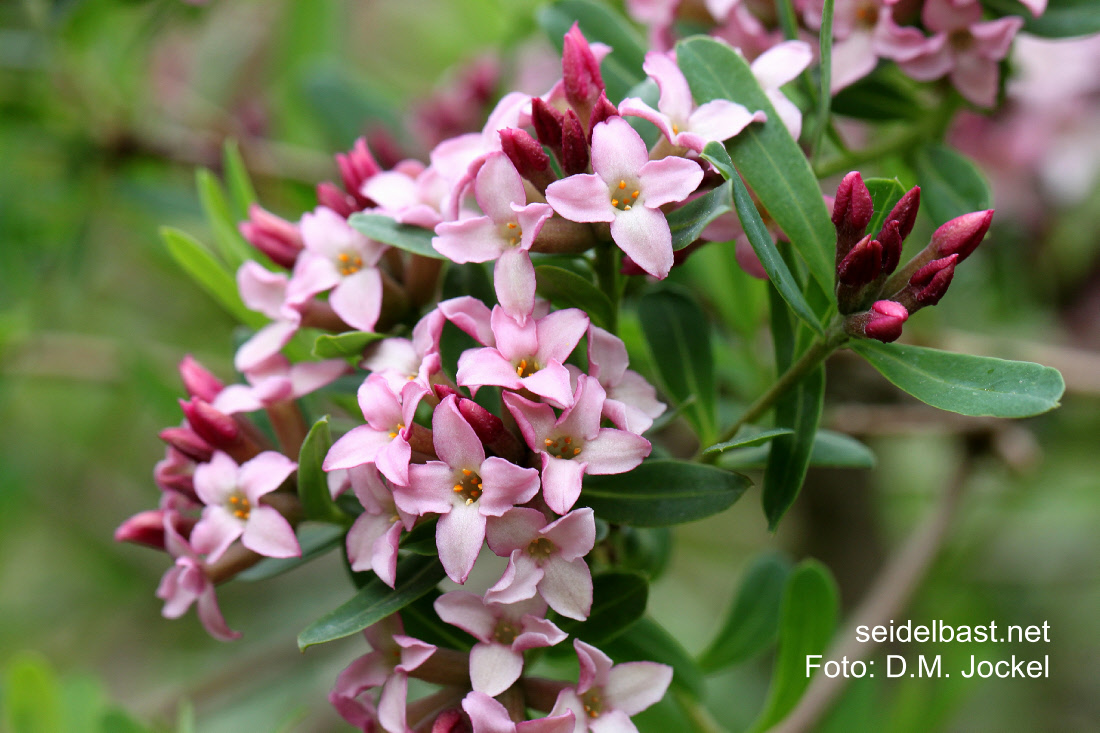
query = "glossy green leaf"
xmin=348 ymin=213 xmax=446 ymax=260
xmin=748 ymin=560 xmax=840 ymax=733
xmin=678 ymin=37 xmax=836 ymax=299
xmin=703 ymin=143 xmax=823 ymax=334
xmin=608 ymin=526 xmax=673 ymax=580
xmin=538 ymin=0 xmax=647 ymax=103
xmin=850 ymin=340 xmax=1065 ymax=417
xmin=637 ymin=286 xmax=716 ymax=440
xmin=535 ymin=265 xmax=616 ymax=331
xmin=237 ymin=523 xmax=345 ymax=581
xmin=312 ymin=330 xmax=388 ymax=359
xmin=983 ymin=0 xmax=1100 ymax=38
xmin=221 ymin=139 xmax=257 ymax=222
xmin=195 ymin=168 xmax=253 ymax=273
xmin=579 ymin=460 xmax=751 ymax=527
xmin=161 ymin=227 xmax=265 ymax=328
xmin=865 ymin=177 xmax=907 ymax=240
xmin=297 ymin=417 xmax=346 ymax=523
xmin=831 ymin=65 xmax=925 ymax=121
xmin=698 ymin=552 xmax=793 ymax=671
xmin=555 ymin=572 xmax=648 ymax=646
xmin=716 ymin=429 xmax=876 ymax=469
xmin=399 ymin=517 xmax=439 ymax=556
xmin=702 ymin=427 xmax=795 ymax=455
xmin=298 ymin=554 xmax=446 ymax=650
xmin=604 ymin=616 xmax=705 ymax=697
xmin=399 ymin=590 xmax=477 ymax=651
xmin=910 ymin=143 xmax=993 ymax=226
xmin=667 ymin=180 xmax=732 ymax=252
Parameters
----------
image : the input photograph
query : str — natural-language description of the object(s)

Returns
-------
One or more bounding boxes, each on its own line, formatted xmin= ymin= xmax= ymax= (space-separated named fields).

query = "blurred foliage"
xmin=1 ymin=0 xmax=1099 ymax=731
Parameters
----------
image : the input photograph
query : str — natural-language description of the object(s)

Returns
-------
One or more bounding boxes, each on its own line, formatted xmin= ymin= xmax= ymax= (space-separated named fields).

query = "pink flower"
xmin=485 ymin=507 xmax=596 ymax=621
xmin=287 ymin=206 xmax=386 ymax=331
xmin=550 ymin=640 xmax=673 ymax=733
xmin=434 ymin=591 xmax=566 ymax=696
xmin=545 ymin=116 xmax=703 ymax=279
xmin=361 ymin=159 xmax=450 ymax=229
xmin=456 ymin=306 xmax=589 ymax=409
xmin=586 ymin=326 xmax=665 ymax=435
xmin=211 ymin=354 xmax=348 ymax=414
xmin=323 ymin=375 xmax=427 ymax=486
xmin=504 ymin=376 xmax=651 ymax=515
xmin=749 ymin=41 xmax=815 ymax=139
xmin=619 ymin=50 xmax=765 ymax=153
xmin=434 ymin=152 xmax=554 ymax=321
xmin=233 ymin=261 xmax=303 ymax=372
xmin=190 ymin=451 xmax=300 ymax=562
xmin=344 ymin=465 xmax=417 ymax=588
xmin=392 ymin=396 xmax=540 ymax=583
xmin=462 ymin=692 xmax=576 ymax=733
xmin=361 ymin=308 xmax=446 ymax=393
xmin=156 ymin=513 xmax=240 ymax=641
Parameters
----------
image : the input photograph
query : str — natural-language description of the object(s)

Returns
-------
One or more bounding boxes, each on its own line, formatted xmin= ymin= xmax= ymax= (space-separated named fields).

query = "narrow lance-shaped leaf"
xmin=535 ymin=265 xmax=616 ymax=331
xmin=579 ymin=461 xmax=751 ymax=527
xmin=809 ymin=0 xmax=835 ymax=157
xmin=702 ymin=142 xmax=823 ymax=334
xmin=195 ymin=168 xmax=254 ymax=273
xmin=298 ymin=554 xmax=447 ymax=650
xmin=702 ymin=427 xmax=795 ymax=455
xmin=237 ymin=524 xmax=346 ymax=581
xmin=667 ymin=180 xmax=732 ymax=252
xmin=222 ymin=139 xmax=258 ymax=222
xmin=719 ymin=429 xmax=876 ymax=470
xmin=297 ymin=417 xmax=347 ymax=523
xmin=849 ymin=340 xmax=1065 ymax=417
xmin=312 ymin=331 xmax=388 ymax=360
xmin=161 ymin=227 xmax=266 ymax=329
xmin=677 ymin=37 xmax=836 ymax=302
xmin=348 ymin=213 xmax=447 ymax=260
xmin=554 ymin=572 xmax=648 ymax=646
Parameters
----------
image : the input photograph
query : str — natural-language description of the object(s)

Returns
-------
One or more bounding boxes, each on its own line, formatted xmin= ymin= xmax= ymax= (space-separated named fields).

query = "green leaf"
xmin=637 ymin=286 xmax=716 ymax=440
xmin=297 ymin=417 xmax=346 ymax=523
xmin=698 ymin=552 xmax=793 ymax=671
xmin=864 ymin=177 xmax=907 ymax=240
xmin=312 ymin=330 xmax=387 ymax=359
xmin=849 ymin=340 xmax=1065 ymax=417
xmin=748 ymin=560 xmax=840 ymax=733
xmin=300 ymin=66 xmax=402 ymax=149
xmin=537 ymin=0 xmax=647 ymax=103
xmin=97 ymin=709 xmax=152 ymax=733
xmin=399 ymin=590 xmax=477 ymax=651
xmin=195 ymin=168 xmax=253 ymax=273
xmin=667 ymin=180 xmax=732 ymax=252
xmin=983 ymin=0 xmax=1100 ymax=38
xmin=910 ymin=143 xmax=993 ymax=226
xmin=604 ymin=616 xmax=706 ymax=697
xmin=348 ymin=213 xmax=445 ymax=260
xmin=580 ymin=460 xmax=751 ymax=527
xmin=298 ymin=554 xmax=446 ymax=650
xmin=810 ymin=0 xmax=835 ymax=156
xmin=535 ymin=265 xmax=616 ymax=331
xmin=702 ymin=427 xmax=795 ymax=455
xmin=221 ymin=139 xmax=257 ymax=222
xmin=237 ymin=523 xmax=345 ymax=581
xmin=678 ymin=37 xmax=836 ymax=300
xmin=703 ymin=143 xmax=823 ymax=334
xmin=399 ymin=517 xmax=439 ymax=556
xmin=715 ymin=429 xmax=876 ymax=469
xmin=608 ymin=526 xmax=673 ymax=580
xmin=3 ymin=652 xmax=62 ymax=733
xmin=555 ymin=572 xmax=648 ymax=646
xmin=160 ymin=227 xmax=265 ymax=328
xmin=831 ymin=64 xmax=926 ymax=121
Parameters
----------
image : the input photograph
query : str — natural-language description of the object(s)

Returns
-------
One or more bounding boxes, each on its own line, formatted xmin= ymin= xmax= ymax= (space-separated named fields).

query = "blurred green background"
xmin=2 ymin=0 xmax=1099 ymax=731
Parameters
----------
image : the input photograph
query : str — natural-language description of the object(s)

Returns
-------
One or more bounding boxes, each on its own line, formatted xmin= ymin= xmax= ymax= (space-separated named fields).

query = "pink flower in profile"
xmin=360 ymin=159 xmax=450 ymax=229
xmin=586 ymin=326 xmax=665 ymax=435
xmin=190 ymin=451 xmax=299 ymax=562
xmin=550 ymin=640 xmax=673 ymax=733
xmin=287 ymin=206 xmax=386 ymax=331
xmin=211 ymin=354 xmax=348 ymax=415
xmin=329 ymin=615 xmax=437 ymax=733
xmin=156 ymin=514 xmax=240 ymax=641
xmin=504 ymin=376 xmax=651 ymax=515
xmin=393 ymin=395 xmax=540 ymax=583
xmin=344 ymin=465 xmax=417 ymax=588
xmin=486 ymin=507 xmax=596 ymax=621
xmin=434 ymin=591 xmax=566 ymax=696
xmin=361 ymin=308 xmax=446 ymax=393
xmin=233 ymin=261 xmax=303 ymax=372
xmin=894 ymin=0 xmax=1024 ymax=107
xmin=620 ymin=50 xmax=765 ymax=153
xmin=323 ymin=374 xmax=427 ymax=486
xmin=433 ymin=152 xmax=554 ymax=321
xmin=462 ymin=691 xmax=576 ymax=733
xmin=545 ymin=116 xmax=703 ymax=279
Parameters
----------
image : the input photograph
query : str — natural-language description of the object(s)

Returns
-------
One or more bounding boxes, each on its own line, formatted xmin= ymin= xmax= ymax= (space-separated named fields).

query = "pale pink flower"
xmin=156 ymin=514 xmax=240 ymax=641
xmin=434 ymin=592 xmax=566 ymax=696
xmin=545 ymin=116 xmax=703 ymax=279
xmin=504 ymin=376 xmax=651 ymax=515
xmin=190 ymin=450 xmax=299 ymax=562
xmin=233 ymin=261 xmax=303 ymax=372
xmin=344 ymin=465 xmax=417 ymax=588
xmin=586 ymin=326 xmax=665 ymax=435
xmin=360 ymin=159 xmax=450 ymax=230
xmin=361 ymin=308 xmax=446 ymax=393
xmin=749 ymin=41 xmax=815 ymax=139
xmin=211 ymin=354 xmax=347 ymax=414
xmin=462 ymin=691 xmax=576 ymax=733
xmin=392 ymin=395 xmax=540 ymax=583
xmin=485 ymin=507 xmax=596 ymax=621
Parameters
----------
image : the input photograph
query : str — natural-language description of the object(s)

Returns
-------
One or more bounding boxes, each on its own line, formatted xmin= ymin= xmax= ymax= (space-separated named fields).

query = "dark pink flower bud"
xmin=908 ymin=254 xmax=958 ymax=307
xmin=877 ymin=220 xmax=903 ymax=276
xmin=457 ymin=396 xmax=526 ymax=464
xmin=832 ymin=171 xmax=874 ymax=261
xmin=845 ymin=300 xmax=909 ymax=342
xmin=179 ymin=398 xmax=239 ymax=449
xmin=531 ymin=97 xmax=565 ymax=152
xmin=561 ymin=109 xmax=590 ymax=176
xmin=883 ymin=186 xmax=920 ymax=242
xmin=238 ymin=204 xmax=304 ymax=269
xmin=562 ymin=22 xmax=605 ymax=115
xmin=179 ymin=355 xmax=224 ymax=402
xmin=336 ymin=137 xmax=381 ymax=207
xmin=159 ymin=425 xmax=214 ymax=463
xmin=837 ymin=234 xmax=883 ymax=286
xmin=431 ymin=709 xmax=471 ymax=733
xmin=433 ymin=384 xmax=459 ymax=401
xmin=931 ymin=209 xmax=994 ymax=263
xmin=587 ymin=93 xmax=619 ymax=140
xmin=114 ymin=510 xmax=169 ymax=550
xmin=499 ymin=127 xmax=555 ymax=192
xmin=315 ymin=182 xmax=356 ymax=219
xmin=154 ymin=448 xmax=197 ymax=498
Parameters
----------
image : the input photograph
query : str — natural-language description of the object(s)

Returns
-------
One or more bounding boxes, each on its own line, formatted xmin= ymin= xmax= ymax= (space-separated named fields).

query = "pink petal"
xmin=514 ymin=201 xmax=554 ymax=251
xmin=347 ymin=512 xmax=395 ymax=570
xmin=590 ymin=117 xmax=651 ymax=186
xmin=609 ymin=206 xmax=673 ymax=279
xmin=485 ymin=554 xmax=544 ymax=606
xmin=196 ymin=584 xmax=241 ymax=641
xmin=234 ymin=320 xmax=297 ymax=372
xmin=637 ymin=155 xmax=703 ymax=209
xmin=434 ymin=216 xmax=507 ymax=263
xmin=766 ymin=90 xmax=806 ymax=142
xmin=540 ymin=556 xmax=594 ymax=621
xmin=477 ymin=456 xmax=541 ymax=515
xmin=898 ymin=36 xmax=954 ymax=81
xmin=330 ymin=267 xmax=383 ymax=332
xmin=575 ymin=639 xmax=614 ymax=692
xmin=462 ymin=691 xmax=517 ymax=733
xmin=440 ymin=296 xmax=495 ymax=345
xmin=752 ymin=40 xmax=813 ymax=89
xmin=540 ymin=455 xmax=588 ymax=515
xmin=457 ymin=347 xmax=525 ymax=391
xmin=193 ymin=451 xmax=239 ymax=506
xmin=545 ymin=174 xmax=616 ymax=223
xmin=474 ymin=152 xmax=526 ymax=222
xmin=432 ymin=395 xmax=486 ymax=470
xmin=434 ymin=590 xmax=498 ymax=640
xmin=950 ymin=54 xmax=999 ymax=107
xmin=491 ymin=305 xmax=539 ymax=361
xmin=520 ymin=362 xmax=577 ymax=409
xmin=558 ymin=376 xmax=608 ymax=440
xmin=684 ymin=99 xmax=763 ymax=149
xmin=437 ymin=504 xmax=488 ymax=583
xmin=644 ymin=50 xmax=694 ymax=123
xmin=971 ymin=16 xmax=1025 ymax=60
xmin=587 ymin=326 xmax=629 ymax=384
xmin=236 ymin=262 xmax=288 ymax=318
xmin=542 ymin=508 xmax=597 ymax=561
xmin=239 ymin=451 xmax=297 ymax=502
xmin=358 ymin=375 xmax=403 ymax=430
xmin=922 ymin=0 xmax=982 ymax=33
xmin=286 ymin=255 xmax=341 ymax=304
xmin=494 ymin=249 xmax=537 ymax=323
xmin=580 ymin=428 xmax=651 ymax=474
xmin=288 ymin=359 xmax=348 ymax=398
xmin=618 ymin=96 xmax=677 ymax=144
xmin=397 ymin=462 xmax=458 ymax=515
xmin=374 ymin=436 xmax=412 ymax=487
xmin=486 ymin=507 xmax=546 ymax=555
xmin=377 ymin=673 xmax=411 ymax=733
xmin=503 ymin=391 xmax=558 ymax=448
xmin=210 ymin=384 xmax=264 ymax=414
xmin=323 ymin=424 xmax=391 ymax=470
xmin=190 ymin=506 xmax=243 ymax=562
xmin=513 ymin=614 xmax=568 ymax=652
xmin=241 ymin=505 xmax=300 ymax=558
xmin=470 ymin=642 xmax=524 ymax=696
xmin=605 ymin=661 xmax=673 ymax=715
xmin=535 ymin=309 xmax=591 ymax=364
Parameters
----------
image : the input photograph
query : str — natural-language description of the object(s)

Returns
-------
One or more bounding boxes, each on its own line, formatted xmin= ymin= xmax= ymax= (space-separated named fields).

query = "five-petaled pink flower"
xmin=156 ymin=513 xmax=240 ymax=641
xmin=545 ymin=116 xmax=703 ymax=279
xmin=343 ymin=464 xmax=417 ymax=588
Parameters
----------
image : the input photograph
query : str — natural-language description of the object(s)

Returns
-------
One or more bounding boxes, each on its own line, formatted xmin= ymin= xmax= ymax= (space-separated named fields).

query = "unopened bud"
xmin=877 ymin=220 xmax=903 ymax=276
xmin=238 ymin=204 xmax=304 ymax=269
xmin=832 ymin=172 xmax=874 ymax=262
xmin=179 ymin=398 xmax=239 ymax=449
xmin=931 ymin=209 xmax=994 ymax=262
xmin=845 ymin=300 xmax=909 ymax=343
xmin=155 ymin=448 xmax=197 ymax=498
xmin=837 ymin=234 xmax=883 ymax=287
xmin=433 ymin=384 xmax=459 ymax=402
xmin=430 ymin=709 xmax=471 ymax=733
xmin=159 ymin=426 xmax=214 ymax=463
xmin=587 ymin=93 xmax=619 ymax=140
xmin=883 ymin=186 xmax=920 ymax=242
xmin=316 ymin=182 xmax=356 ymax=219
xmin=114 ymin=510 xmax=169 ymax=550
xmin=179 ymin=355 xmax=224 ymax=402
xmin=499 ymin=127 xmax=555 ymax=193
xmin=562 ymin=22 xmax=605 ymax=118
xmin=458 ymin=397 xmax=525 ymax=464
xmin=336 ymin=138 xmax=381 ymax=208
xmin=561 ymin=110 xmax=590 ymax=176
xmin=531 ymin=97 xmax=564 ymax=153
xmin=907 ymin=254 xmax=957 ymax=308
